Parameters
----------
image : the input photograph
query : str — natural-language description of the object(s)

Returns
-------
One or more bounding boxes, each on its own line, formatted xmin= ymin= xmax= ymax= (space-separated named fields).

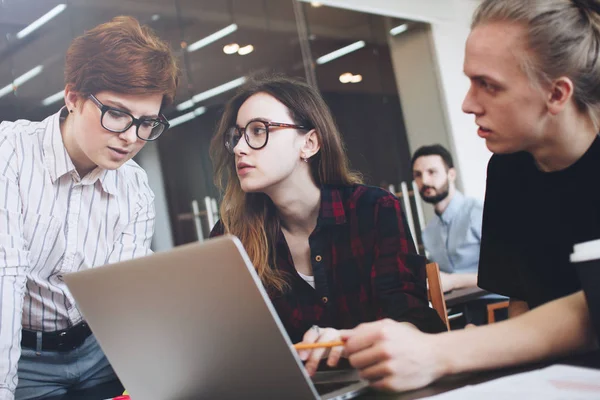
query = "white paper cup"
xmin=571 ymin=238 xmax=600 ymax=341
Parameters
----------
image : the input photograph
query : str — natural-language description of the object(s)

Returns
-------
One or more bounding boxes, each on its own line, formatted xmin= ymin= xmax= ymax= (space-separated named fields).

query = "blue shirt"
xmin=422 ymin=191 xmax=483 ymax=274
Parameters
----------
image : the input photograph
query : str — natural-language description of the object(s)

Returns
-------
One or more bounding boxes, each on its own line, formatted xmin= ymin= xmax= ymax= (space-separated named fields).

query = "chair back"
xmin=487 ymin=301 xmax=510 ymax=323
xmin=426 ymin=262 xmax=450 ymax=331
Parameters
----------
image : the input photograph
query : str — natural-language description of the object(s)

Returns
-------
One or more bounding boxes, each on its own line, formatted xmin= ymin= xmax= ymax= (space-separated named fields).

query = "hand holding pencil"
xmin=294 ymin=340 xmax=345 ymax=350
xmin=296 ymin=325 xmax=348 ymax=377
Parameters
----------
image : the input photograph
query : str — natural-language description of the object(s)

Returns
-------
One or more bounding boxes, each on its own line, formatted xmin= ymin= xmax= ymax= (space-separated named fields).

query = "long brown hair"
xmin=210 ymin=75 xmax=362 ymax=292
xmin=472 ymin=0 xmax=600 ymax=129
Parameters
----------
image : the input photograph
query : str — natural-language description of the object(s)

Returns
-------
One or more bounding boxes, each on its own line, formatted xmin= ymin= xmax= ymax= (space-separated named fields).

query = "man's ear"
xmin=547 ymin=76 xmax=574 ymax=116
xmin=447 ymin=167 xmax=457 ymax=183
xmin=301 ymin=129 xmax=321 ymax=160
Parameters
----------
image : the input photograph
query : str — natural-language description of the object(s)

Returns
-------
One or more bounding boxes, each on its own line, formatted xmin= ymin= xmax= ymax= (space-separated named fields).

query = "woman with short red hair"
xmin=0 ymin=16 xmax=178 ymax=399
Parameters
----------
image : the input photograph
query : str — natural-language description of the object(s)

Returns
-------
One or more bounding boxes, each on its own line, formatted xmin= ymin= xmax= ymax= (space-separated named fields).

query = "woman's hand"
xmin=297 ymin=325 xmax=347 ymax=376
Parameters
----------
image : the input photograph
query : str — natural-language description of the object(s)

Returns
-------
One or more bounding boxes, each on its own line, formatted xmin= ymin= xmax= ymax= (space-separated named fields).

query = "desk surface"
xmin=99 ymin=351 xmax=600 ymax=400
xmin=357 ymin=350 xmax=600 ymax=399
xmin=444 ymin=287 xmax=489 ymax=308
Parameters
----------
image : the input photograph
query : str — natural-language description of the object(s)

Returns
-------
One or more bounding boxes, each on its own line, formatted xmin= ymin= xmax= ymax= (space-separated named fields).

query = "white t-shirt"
xmin=297 ymin=271 xmax=315 ymax=289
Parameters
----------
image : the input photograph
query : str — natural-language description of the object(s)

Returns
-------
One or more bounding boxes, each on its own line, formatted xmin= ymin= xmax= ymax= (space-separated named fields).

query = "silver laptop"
xmin=64 ymin=235 xmax=368 ymax=400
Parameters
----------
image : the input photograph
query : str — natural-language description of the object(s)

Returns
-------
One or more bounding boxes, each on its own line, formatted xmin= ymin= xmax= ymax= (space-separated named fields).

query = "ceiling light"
xmin=151 ymin=14 xmax=160 ymax=22
xmin=176 ymin=77 xmax=247 ymax=112
xmin=16 ymin=4 xmax=67 ymax=40
xmin=339 ymin=72 xmax=362 ymax=84
xmin=41 ymin=90 xmax=64 ymax=106
xmin=237 ymin=45 xmax=254 ymax=55
xmin=170 ymin=106 xmax=207 ymax=128
xmin=390 ymin=24 xmax=409 ymax=36
xmin=316 ymin=40 xmax=365 ymax=65
xmin=339 ymin=73 xmax=353 ymax=84
xmin=223 ymin=43 xmax=240 ymax=54
xmin=0 ymin=65 xmax=44 ymax=99
xmin=186 ymin=23 xmax=238 ymax=53
xmin=311 ymin=2 xmax=323 ymax=7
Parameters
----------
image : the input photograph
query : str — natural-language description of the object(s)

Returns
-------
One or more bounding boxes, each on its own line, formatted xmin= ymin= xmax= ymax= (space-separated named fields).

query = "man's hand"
xmin=440 ymin=272 xmax=478 ymax=292
xmin=341 ymin=319 xmax=447 ymax=392
xmin=439 ymin=271 xmax=456 ymax=292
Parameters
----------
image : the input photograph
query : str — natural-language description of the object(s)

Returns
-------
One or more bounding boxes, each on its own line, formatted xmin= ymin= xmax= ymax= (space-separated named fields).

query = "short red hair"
xmin=65 ymin=16 xmax=179 ymax=108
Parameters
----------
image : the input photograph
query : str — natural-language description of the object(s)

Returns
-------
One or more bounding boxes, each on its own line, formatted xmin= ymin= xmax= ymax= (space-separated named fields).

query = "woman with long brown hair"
xmin=210 ymin=75 xmax=445 ymax=376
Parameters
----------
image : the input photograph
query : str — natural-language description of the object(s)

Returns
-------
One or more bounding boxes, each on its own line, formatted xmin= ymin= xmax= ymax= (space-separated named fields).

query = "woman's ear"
xmin=301 ymin=129 xmax=321 ymax=160
xmin=64 ymin=85 xmax=81 ymax=114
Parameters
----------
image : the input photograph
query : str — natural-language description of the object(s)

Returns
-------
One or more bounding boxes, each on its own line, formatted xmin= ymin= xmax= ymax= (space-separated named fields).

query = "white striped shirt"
xmin=0 ymin=109 xmax=155 ymax=397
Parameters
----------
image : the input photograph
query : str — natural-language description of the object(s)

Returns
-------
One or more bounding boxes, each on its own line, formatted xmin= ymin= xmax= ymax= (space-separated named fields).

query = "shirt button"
xmin=315 ymin=255 xmax=322 ymax=262
xmin=321 ymin=296 xmax=328 ymax=304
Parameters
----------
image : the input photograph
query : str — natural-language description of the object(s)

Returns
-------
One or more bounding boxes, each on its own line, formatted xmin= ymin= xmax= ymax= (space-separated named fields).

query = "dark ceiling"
xmin=0 ymin=0 xmax=412 ymax=121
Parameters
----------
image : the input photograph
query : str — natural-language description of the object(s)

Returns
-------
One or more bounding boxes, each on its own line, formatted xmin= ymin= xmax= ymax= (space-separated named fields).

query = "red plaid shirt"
xmin=211 ymin=185 xmax=445 ymax=342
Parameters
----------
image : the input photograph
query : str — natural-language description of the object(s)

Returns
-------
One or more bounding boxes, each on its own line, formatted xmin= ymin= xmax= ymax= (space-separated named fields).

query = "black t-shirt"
xmin=478 ymin=135 xmax=600 ymax=309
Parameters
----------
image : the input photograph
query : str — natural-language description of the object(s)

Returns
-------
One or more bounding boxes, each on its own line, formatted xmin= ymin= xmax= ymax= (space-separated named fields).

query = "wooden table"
xmin=96 ymin=351 xmax=599 ymax=400
xmin=356 ymin=350 xmax=600 ymax=399
xmin=444 ymin=287 xmax=490 ymax=308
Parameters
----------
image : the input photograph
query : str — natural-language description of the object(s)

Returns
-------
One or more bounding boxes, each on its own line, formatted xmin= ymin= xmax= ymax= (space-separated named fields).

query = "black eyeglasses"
xmin=224 ymin=119 xmax=311 ymax=154
xmin=89 ymin=94 xmax=170 ymax=141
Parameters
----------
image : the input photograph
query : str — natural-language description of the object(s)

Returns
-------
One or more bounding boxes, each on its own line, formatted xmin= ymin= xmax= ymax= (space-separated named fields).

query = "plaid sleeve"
xmin=371 ymin=194 xmax=447 ymax=333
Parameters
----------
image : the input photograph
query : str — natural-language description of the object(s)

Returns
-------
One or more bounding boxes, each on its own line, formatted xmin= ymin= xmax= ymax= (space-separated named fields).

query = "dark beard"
xmin=420 ymin=181 xmax=450 ymax=204
xmin=421 ymin=190 xmax=449 ymax=204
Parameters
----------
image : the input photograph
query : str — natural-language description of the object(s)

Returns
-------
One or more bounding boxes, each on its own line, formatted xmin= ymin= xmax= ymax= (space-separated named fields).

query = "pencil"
xmin=293 ymin=341 xmax=345 ymax=350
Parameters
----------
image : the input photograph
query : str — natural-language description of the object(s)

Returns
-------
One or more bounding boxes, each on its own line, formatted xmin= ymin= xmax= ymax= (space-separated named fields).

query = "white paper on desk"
xmin=424 ymin=364 xmax=600 ymax=399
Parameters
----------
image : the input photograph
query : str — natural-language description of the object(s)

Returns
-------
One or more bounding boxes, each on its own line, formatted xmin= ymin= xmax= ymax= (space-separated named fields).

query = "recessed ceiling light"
xmin=311 ymin=2 xmax=323 ymax=7
xmin=238 ymin=45 xmax=254 ymax=55
xmin=339 ymin=73 xmax=353 ymax=84
xmin=223 ymin=43 xmax=240 ymax=54
xmin=339 ymin=72 xmax=362 ymax=84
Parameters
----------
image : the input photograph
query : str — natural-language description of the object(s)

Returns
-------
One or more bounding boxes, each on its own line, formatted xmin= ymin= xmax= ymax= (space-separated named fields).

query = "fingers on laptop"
xmin=300 ymin=326 xmax=343 ymax=376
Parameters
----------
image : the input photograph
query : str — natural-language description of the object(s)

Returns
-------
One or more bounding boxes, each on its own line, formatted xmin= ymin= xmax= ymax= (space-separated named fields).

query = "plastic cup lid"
xmin=571 ymin=238 xmax=600 ymax=263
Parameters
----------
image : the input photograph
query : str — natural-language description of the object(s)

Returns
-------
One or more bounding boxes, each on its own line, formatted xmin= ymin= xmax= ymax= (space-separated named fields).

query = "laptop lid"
xmin=65 ymin=235 xmax=366 ymax=400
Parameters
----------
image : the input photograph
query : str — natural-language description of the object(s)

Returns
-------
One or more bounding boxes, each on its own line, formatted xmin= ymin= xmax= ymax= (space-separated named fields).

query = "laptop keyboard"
xmin=314 ymin=381 xmax=360 ymax=395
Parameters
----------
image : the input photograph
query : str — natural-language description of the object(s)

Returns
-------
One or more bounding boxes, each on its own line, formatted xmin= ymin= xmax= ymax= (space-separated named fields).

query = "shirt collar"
xmin=43 ymin=107 xmax=76 ymax=183
xmin=439 ymin=190 xmax=465 ymax=224
xmin=42 ymin=107 xmax=119 ymax=196
xmin=317 ymin=185 xmax=347 ymax=226
xmin=98 ymin=169 xmax=120 ymax=196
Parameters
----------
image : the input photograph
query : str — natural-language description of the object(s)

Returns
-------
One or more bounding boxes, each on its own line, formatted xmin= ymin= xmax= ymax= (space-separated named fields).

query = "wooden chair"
xmin=426 ymin=262 xmax=450 ymax=331
xmin=487 ymin=300 xmax=510 ymax=323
